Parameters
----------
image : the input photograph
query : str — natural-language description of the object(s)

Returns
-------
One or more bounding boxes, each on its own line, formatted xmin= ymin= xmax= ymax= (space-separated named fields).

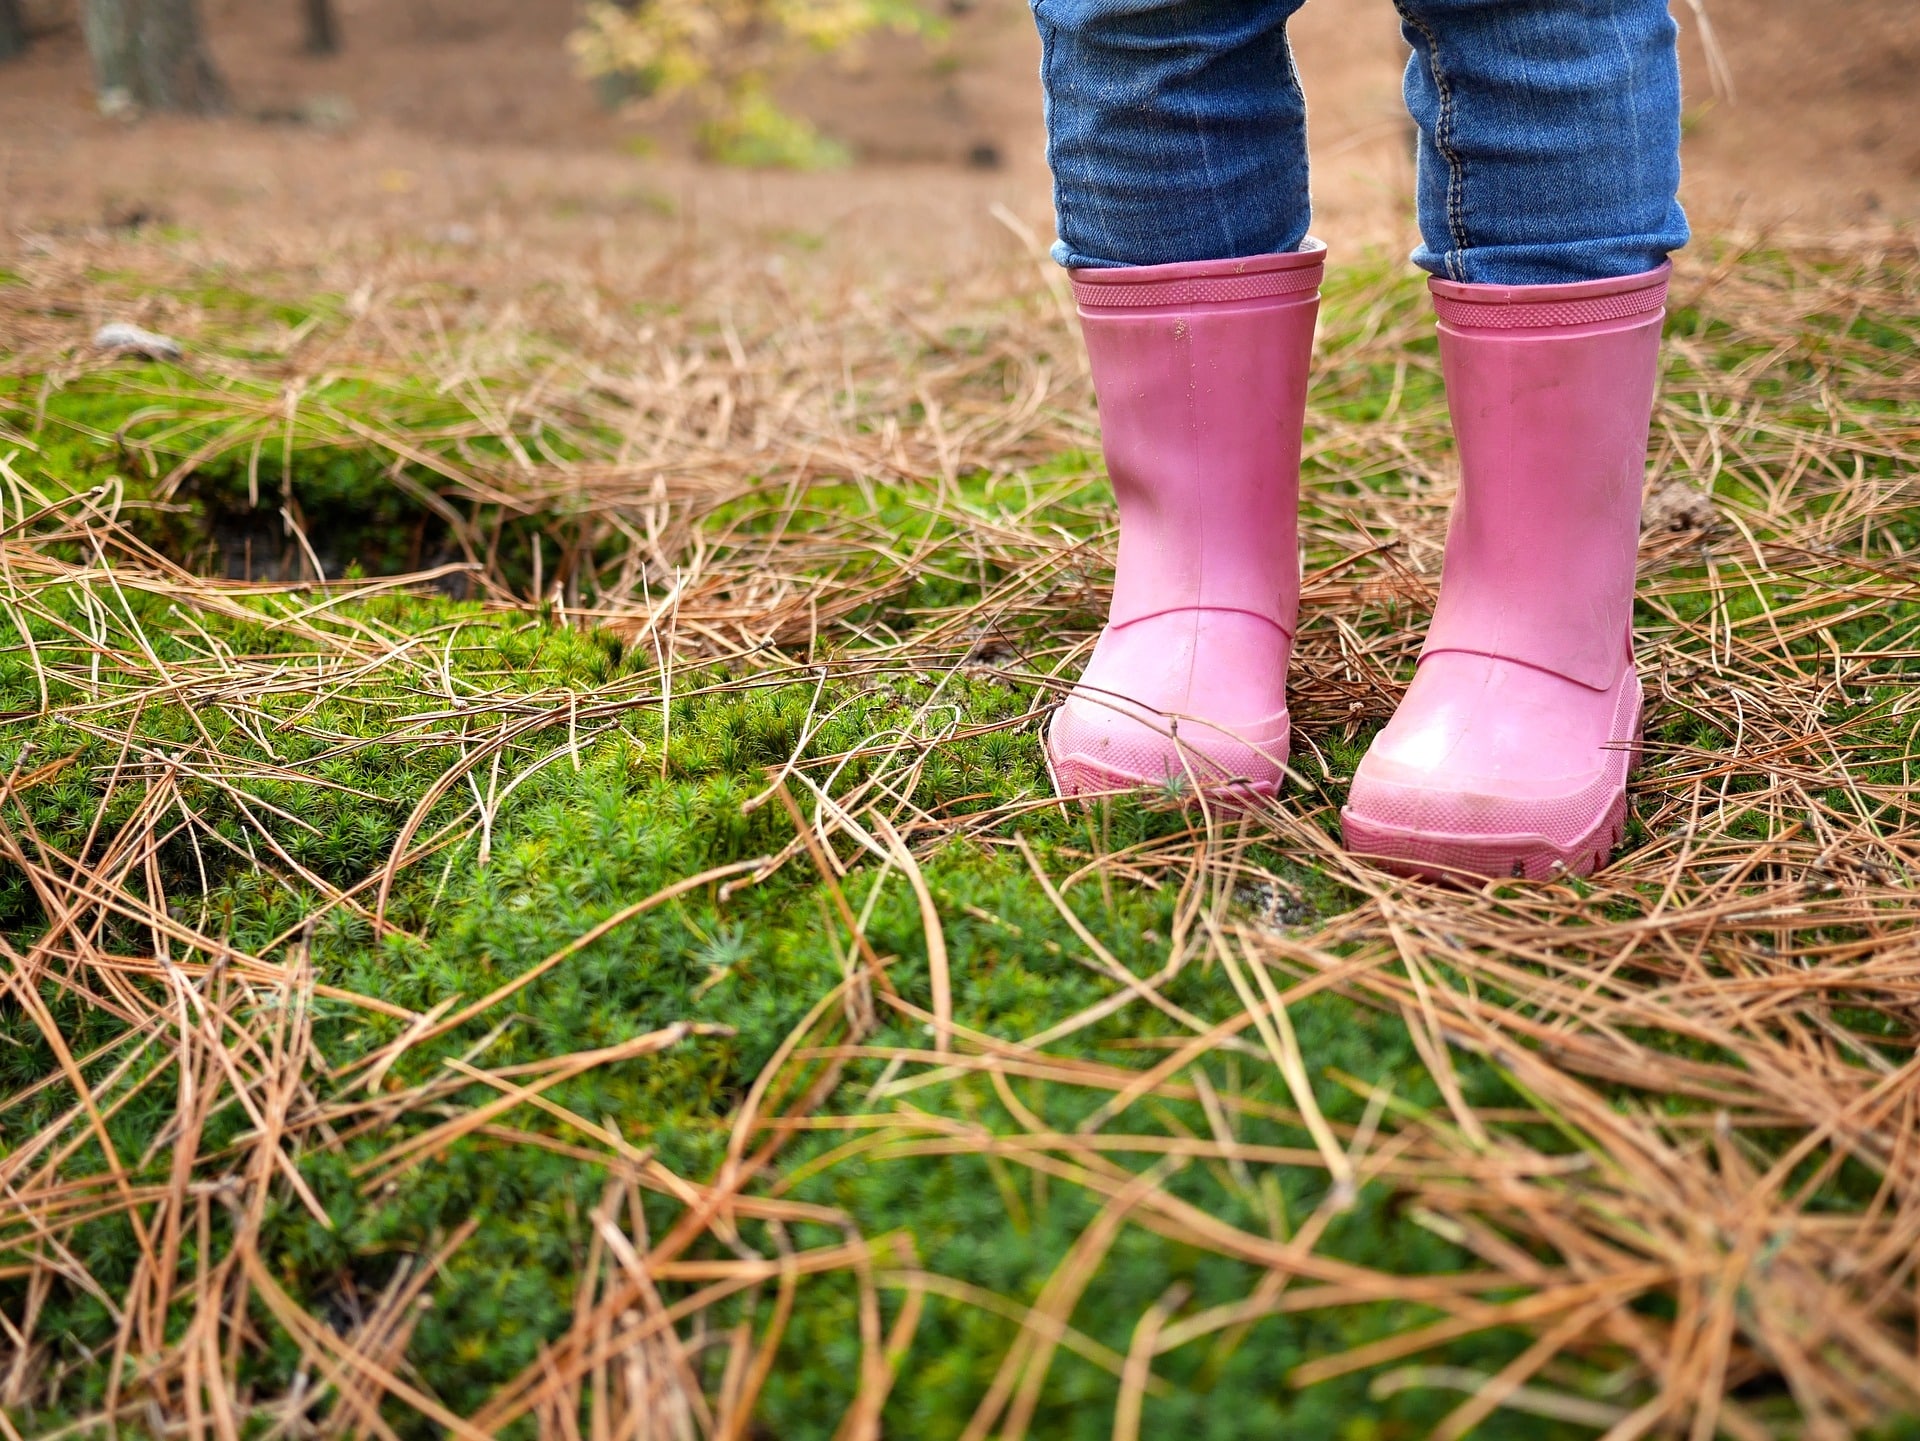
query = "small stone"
xmin=1642 ymin=480 xmax=1717 ymax=533
xmin=93 ymin=323 xmax=183 ymax=361
xmin=1235 ymin=880 xmax=1314 ymax=930
xmin=97 ymin=86 xmax=138 ymax=122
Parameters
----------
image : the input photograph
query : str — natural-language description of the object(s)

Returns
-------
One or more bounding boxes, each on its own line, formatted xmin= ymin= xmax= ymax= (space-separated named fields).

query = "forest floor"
xmin=3 ymin=1 xmax=1920 ymax=1438
xmin=3 ymin=207 xmax=1919 ymax=1441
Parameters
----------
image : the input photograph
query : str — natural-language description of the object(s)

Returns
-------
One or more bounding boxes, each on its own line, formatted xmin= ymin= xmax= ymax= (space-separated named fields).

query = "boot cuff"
xmin=1070 ymin=241 xmax=1325 ymax=310
xmin=1429 ymin=262 xmax=1670 ymax=330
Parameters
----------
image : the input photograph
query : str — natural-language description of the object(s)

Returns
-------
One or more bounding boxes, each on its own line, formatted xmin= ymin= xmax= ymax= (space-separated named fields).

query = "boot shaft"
xmin=1071 ymin=244 xmax=1325 ymax=634
xmin=1422 ymin=265 xmax=1670 ymax=689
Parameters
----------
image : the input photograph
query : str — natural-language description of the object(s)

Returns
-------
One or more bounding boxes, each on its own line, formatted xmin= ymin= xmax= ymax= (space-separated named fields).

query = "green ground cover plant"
xmin=0 ymin=237 xmax=1916 ymax=1438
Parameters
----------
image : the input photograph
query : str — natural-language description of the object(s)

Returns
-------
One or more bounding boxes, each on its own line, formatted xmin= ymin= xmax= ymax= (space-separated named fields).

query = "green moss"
xmin=0 ymin=550 xmax=1552 ymax=1435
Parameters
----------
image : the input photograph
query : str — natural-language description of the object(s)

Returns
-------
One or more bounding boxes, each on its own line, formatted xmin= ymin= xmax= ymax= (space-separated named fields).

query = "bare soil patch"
xmin=2 ymin=0 xmax=1914 ymax=284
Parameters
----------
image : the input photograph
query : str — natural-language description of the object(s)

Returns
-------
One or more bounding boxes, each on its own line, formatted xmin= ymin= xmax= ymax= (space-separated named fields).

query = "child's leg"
xmin=1034 ymin=0 xmax=1323 ymax=800
xmin=1035 ymin=0 xmax=1313 ymax=268
xmin=1342 ymin=0 xmax=1685 ymax=879
xmin=1393 ymin=0 xmax=1689 ymax=283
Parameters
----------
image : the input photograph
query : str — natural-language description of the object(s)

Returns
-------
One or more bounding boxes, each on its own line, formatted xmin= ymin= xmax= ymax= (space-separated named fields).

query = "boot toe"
xmin=1047 ymin=610 xmax=1290 ymax=801
xmin=1048 ymin=697 xmax=1289 ymax=798
xmin=1341 ymin=653 xmax=1641 ymax=880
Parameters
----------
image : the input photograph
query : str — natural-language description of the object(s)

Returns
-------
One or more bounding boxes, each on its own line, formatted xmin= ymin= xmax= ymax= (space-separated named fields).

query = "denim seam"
xmin=1395 ymin=3 xmax=1468 ymax=281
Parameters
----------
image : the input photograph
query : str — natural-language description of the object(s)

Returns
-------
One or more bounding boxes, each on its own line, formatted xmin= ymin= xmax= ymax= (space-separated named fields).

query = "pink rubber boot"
xmin=1341 ymin=264 xmax=1670 ymax=879
xmin=1047 ymin=243 xmax=1325 ymax=802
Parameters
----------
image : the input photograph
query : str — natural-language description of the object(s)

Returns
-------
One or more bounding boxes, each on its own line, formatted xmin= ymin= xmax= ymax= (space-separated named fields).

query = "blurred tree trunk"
xmin=0 ymin=0 xmax=28 ymax=63
xmin=82 ymin=0 xmax=229 ymax=113
xmin=303 ymin=0 xmax=339 ymax=54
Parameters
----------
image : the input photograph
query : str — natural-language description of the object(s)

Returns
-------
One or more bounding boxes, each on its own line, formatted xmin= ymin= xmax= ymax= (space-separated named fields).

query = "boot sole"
xmin=1046 ymin=751 xmax=1280 ymax=811
xmin=1339 ymin=787 xmax=1629 ymax=883
xmin=1045 ymin=701 xmax=1289 ymax=811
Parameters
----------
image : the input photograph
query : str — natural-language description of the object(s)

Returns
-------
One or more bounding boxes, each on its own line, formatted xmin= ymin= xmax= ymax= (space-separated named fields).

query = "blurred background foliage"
xmin=16 ymin=0 xmax=943 ymax=167
xmin=571 ymin=0 xmax=940 ymax=167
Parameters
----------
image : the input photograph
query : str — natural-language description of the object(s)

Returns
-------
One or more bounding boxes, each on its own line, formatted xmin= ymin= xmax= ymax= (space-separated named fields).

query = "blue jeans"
xmin=1035 ymin=0 xmax=1689 ymax=284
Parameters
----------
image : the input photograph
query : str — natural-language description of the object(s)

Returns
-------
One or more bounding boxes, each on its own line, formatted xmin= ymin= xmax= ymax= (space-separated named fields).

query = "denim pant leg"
xmin=1034 ymin=0 xmax=1312 ymax=269
xmin=1395 ymin=0 xmax=1690 ymax=284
